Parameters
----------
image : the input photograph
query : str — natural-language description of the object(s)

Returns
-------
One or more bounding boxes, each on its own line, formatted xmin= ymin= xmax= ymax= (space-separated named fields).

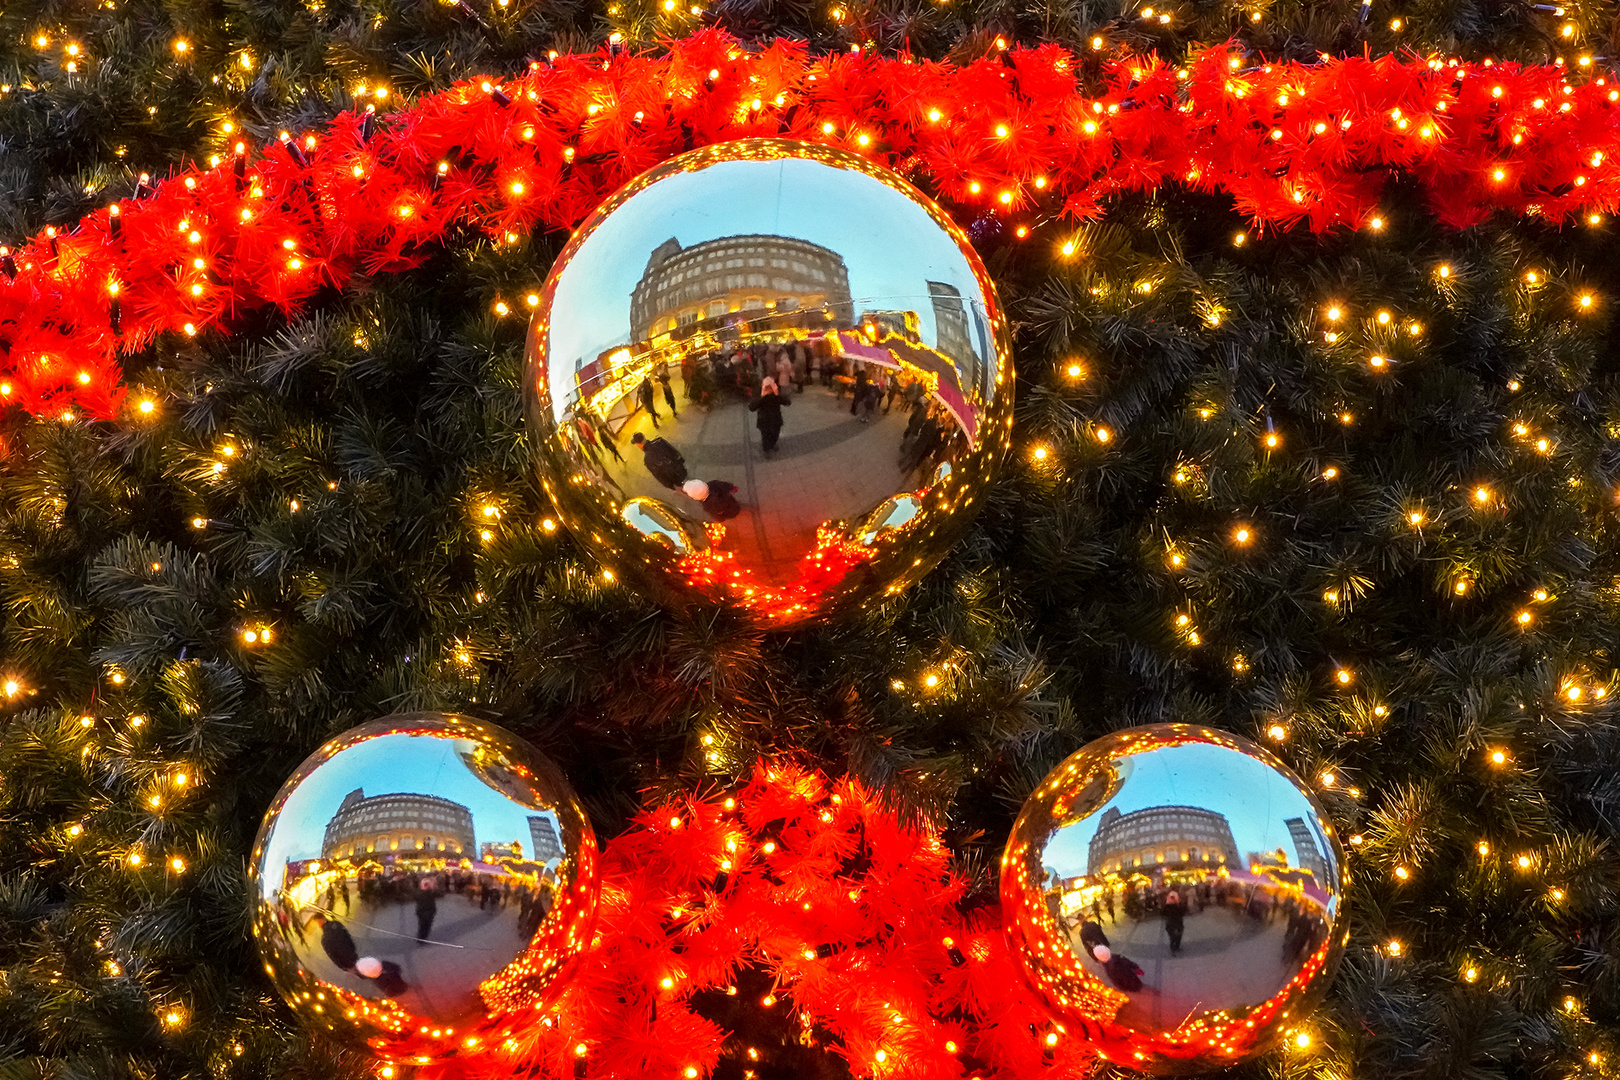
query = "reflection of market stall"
xmin=526 ymin=143 xmax=1012 ymax=625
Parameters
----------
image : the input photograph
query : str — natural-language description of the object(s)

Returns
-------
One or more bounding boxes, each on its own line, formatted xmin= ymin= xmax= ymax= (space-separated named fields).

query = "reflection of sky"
xmin=1042 ymin=744 xmax=1331 ymax=878
xmin=546 ymin=158 xmax=989 ymax=397
xmin=260 ymin=733 xmax=559 ymax=893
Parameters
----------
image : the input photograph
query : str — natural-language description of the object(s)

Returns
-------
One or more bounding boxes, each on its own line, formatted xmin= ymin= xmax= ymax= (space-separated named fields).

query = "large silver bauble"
xmin=248 ymin=713 xmax=597 ymax=1064
xmin=1001 ymin=725 xmax=1348 ymax=1073
xmin=523 ymin=139 xmax=1013 ymax=626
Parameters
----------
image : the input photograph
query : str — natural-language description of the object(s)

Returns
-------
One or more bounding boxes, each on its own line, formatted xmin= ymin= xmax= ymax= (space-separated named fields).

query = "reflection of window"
xmin=744 ymin=297 xmax=763 ymax=309
xmin=707 ymin=301 xmax=726 ymax=317
xmin=748 ymin=257 xmax=765 ymax=267
xmin=746 ymin=273 xmax=767 ymax=287
xmin=812 ymin=268 xmax=826 ymax=282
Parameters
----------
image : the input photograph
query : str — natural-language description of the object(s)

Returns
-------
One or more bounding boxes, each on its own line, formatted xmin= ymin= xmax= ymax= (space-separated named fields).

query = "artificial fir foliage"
xmin=3 ymin=1 xmax=1620 ymax=1079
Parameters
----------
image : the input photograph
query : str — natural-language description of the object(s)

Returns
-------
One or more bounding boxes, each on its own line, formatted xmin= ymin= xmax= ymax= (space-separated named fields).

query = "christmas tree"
xmin=3 ymin=1 xmax=1620 ymax=1078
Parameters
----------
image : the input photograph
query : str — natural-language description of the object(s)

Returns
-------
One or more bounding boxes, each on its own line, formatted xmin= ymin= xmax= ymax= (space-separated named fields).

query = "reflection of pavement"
xmin=603 ymin=378 xmax=912 ymax=585
xmin=1072 ymin=907 xmax=1298 ymax=1032
xmin=295 ymin=896 xmax=530 ymax=1023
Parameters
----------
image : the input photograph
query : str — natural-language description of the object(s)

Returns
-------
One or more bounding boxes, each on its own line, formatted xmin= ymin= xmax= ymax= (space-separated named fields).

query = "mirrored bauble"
xmin=249 ymin=713 xmax=598 ymax=1063
xmin=1000 ymin=725 xmax=1347 ymax=1073
xmin=524 ymin=139 xmax=1013 ymax=626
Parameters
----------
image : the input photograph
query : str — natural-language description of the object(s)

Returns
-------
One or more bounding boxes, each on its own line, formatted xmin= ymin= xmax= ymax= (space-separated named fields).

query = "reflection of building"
xmin=928 ymin=280 xmax=995 ymax=405
xmin=1086 ymin=805 xmax=1240 ymax=875
xmin=529 ymin=816 xmax=563 ymax=862
xmin=629 ymin=235 xmax=854 ymax=342
xmin=928 ymin=281 xmax=972 ymax=366
xmin=321 ymin=788 xmax=476 ymax=860
xmin=1248 ymin=848 xmax=1290 ymax=870
xmin=481 ymin=841 xmax=523 ymax=860
xmin=859 ymin=309 xmax=921 ymax=342
xmin=1285 ymin=818 xmax=1328 ymax=882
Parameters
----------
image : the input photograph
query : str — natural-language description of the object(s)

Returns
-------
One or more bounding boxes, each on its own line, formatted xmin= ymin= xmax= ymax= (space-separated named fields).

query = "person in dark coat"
xmin=1078 ymin=919 xmax=1110 ymax=960
xmin=356 ymin=956 xmax=408 ymax=997
xmin=850 ymin=363 xmax=870 ymax=415
xmin=1163 ymin=890 xmax=1186 ymax=955
xmin=414 ymin=879 xmax=438 ymax=942
xmin=683 ymin=479 xmax=741 ymax=521
xmin=900 ymin=413 xmax=943 ymax=474
xmin=636 ymin=376 xmax=660 ymax=427
xmin=306 ymin=913 xmax=359 ymax=971
xmin=654 ymin=359 xmax=679 ymax=418
xmin=901 ymin=398 xmax=929 ymax=443
xmin=630 ymin=432 xmax=687 ymax=489
xmin=748 ymin=377 xmax=791 ymax=453
xmin=1094 ymin=945 xmax=1144 ymax=992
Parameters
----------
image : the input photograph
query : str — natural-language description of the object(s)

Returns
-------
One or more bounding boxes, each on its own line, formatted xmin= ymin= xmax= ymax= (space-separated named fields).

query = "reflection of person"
xmin=654 ymin=359 xmax=679 ymax=418
xmin=748 ymin=377 xmax=791 ymax=453
xmin=631 ymin=432 xmax=687 ymax=489
xmin=683 ymin=479 xmax=741 ymax=521
xmin=356 ymin=956 xmax=408 ymax=997
xmin=1094 ymin=945 xmax=1144 ymax=991
xmin=415 ymin=879 xmax=439 ymax=942
xmin=637 ymin=376 xmax=660 ymax=427
xmin=1078 ymin=919 xmax=1110 ymax=960
xmin=1163 ymin=891 xmax=1185 ymax=955
xmin=775 ymin=352 xmax=795 ymax=397
xmin=900 ymin=409 xmax=943 ymax=475
xmin=306 ymin=913 xmax=359 ymax=971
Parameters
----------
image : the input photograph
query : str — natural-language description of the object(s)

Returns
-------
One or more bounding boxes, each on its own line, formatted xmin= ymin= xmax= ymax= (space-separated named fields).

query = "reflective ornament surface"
xmin=1001 ymin=725 xmax=1347 ymax=1073
xmin=524 ymin=139 xmax=1013 ymax=626
xmin=249 ymin=713 xmax=597 ymax=1063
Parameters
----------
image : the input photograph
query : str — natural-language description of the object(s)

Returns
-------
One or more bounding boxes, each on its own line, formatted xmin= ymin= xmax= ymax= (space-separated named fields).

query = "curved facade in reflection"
xmin=1001 ymin=725 xmax=1347 ymax=1074
xmin=321 ymin=790 xmax=475 ymax=860
xmin=1087 ymin=805 xmax=1240 ymax=874
xmin=629 ymin=234 xmax=854 ymax=342
xmin=524 ymin=140 xmax=1013 ymax=625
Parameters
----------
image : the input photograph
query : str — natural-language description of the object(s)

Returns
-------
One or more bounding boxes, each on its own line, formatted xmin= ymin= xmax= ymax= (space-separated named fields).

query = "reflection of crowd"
xmin=280 ymin=865 xmax=559 ymax=1001
xmin=1051 ymin=876 xmax=1329 ymax=995
xmin=630 ymin=338 xmax=958 ymax=483
xmin=345 ymin=867 xmax=557 ymax=940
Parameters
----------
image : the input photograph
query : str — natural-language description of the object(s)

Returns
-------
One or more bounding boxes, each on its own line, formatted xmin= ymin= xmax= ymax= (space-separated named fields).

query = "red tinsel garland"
xmin=4 ymin=31 xmax=1620 ymax=419
xmin=439 ymin=763 xmax=1094 ymax=1080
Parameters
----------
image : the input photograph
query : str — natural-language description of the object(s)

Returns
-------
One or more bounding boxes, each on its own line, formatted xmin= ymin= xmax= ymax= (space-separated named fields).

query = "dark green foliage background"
xmin=3 ymin=0 xmax=1620 ymax=1077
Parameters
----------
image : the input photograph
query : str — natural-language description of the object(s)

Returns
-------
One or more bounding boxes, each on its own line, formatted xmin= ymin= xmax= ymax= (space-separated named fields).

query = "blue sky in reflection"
xmin=546 ymin=157 xmax=989 ymax=387
xmin=1042 ymin=743 xmax=1332 ymax=878
xmin=260 ymin=733 xmax=556 ymax=891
